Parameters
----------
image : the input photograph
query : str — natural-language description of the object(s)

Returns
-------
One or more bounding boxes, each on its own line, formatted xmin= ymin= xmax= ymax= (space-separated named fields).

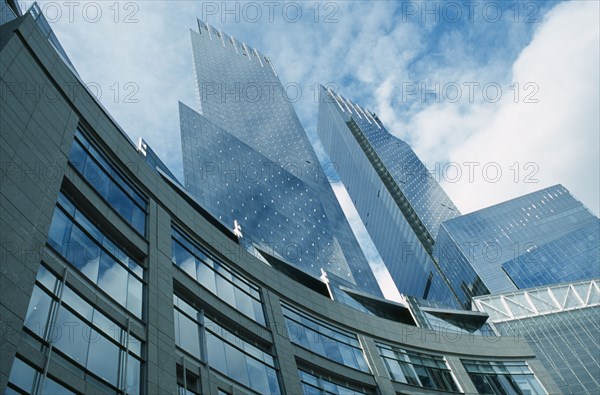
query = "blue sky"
xmin=28 ymin=1 xmax=600 ymax=296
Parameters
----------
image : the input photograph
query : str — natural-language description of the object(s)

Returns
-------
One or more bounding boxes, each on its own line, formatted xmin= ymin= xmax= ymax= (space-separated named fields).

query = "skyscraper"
xmin=436 ymin=184 xmax=600 ymax=301
xmin=0 ymin=6 xmax=567 ymax=394
xmin=317 ymin=85 xmax=463 ymax=307
xmin=180 ymin=21 xmax=382 ymax=296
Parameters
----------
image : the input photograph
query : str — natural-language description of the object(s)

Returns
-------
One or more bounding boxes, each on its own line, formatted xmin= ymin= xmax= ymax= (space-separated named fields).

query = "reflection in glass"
xmin=68 ymin=130 xmax=147 ymax=235
xmin=171 ymin=228 xmax=265 ymax=325
xmin=47 ymin=193 xmax=144 ymax=319
xmin=23 ymin=267 xmax=143 ymax=394
xmin=87 ymin=333 xmax=120 ymax=386
xmin=282 ymin=303 xmax=369 ymax=372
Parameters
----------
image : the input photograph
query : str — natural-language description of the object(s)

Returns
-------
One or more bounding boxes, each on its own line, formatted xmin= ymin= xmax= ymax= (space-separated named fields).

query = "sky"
xmin=27 ymin=0 xmax=600 ymax=298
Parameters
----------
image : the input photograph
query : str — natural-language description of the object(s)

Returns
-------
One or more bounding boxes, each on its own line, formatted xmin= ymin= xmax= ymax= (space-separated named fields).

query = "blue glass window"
xmin=47 ymin=192 xmax=144 ymax=318
xmin=173 ymin=295 xmax=280 ymax=394
xmin=281 ymin=303 xmax=370 ymax=372
xmin=22 ymin=266 xmax=143 ymax=393
xmin=171 ymin=228 xmax=265 ymax=325
xmin=6 ymin=357 xmax=74 ymax=395
xmin=69 ymin=128 xmax=147 ymax=235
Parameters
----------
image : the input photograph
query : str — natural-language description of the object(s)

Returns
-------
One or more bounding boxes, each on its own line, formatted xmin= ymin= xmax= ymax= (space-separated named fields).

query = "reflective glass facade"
xmin=473 ymin=280 xmax=600 ymax=394
xmin=47 ymin=192 xmax=144 ymax=318
xmin=378 ymin=343 xmax=460 ymax=392
xmin=171 ymin=227 xmax=265 ymax=325
xmin=180 ymin=21 xmax=381 ymax=297
xmin=281 ymin=303 xmax=370 ymax=372
xmin=69 ymin=128 xmax=147 ymax=236
xmin=317 ymin=86 xmax=461 ymax=307
xmin=21 ymin=266 xmax=142 ymax=394
xmin=462 ymin=361 xmax=546 ymax=395
xmin=173 ymin=295 xmax=281 ymax=394
xmin=436 ymin=184 xmax=600 ymax=299
xmin=6 ymin=357 xmax=74 ymax=395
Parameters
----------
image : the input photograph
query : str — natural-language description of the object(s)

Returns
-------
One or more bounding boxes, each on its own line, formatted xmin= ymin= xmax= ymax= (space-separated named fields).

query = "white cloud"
xmin=438 ymin=1 xmax=600 ymax=215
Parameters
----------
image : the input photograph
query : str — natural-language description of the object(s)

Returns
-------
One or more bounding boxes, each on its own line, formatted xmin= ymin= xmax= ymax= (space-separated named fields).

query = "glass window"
xmin=68 ymin=128 xmax=147 ymax=236
xmin=463 ymin=360 xmax=546 ymax=394
xmin=22 ymin=266 xmax=143 ymax=394
xmin=98 ymin=252 xmax=128 ymax=307
xmin=41 ymin=376 xmax=75 ymax=394
xmin=126 ymin=354 xmax=142 ymax=395
xmin=171 ymin=228 xmax=265 ymax=325
xmin=47 ymin=192 xmax=144 ymax=318
xmin=6 ymin=358 xmax=35 ymax=393
xmin=23 ymin=286 xmax=53 ymax=339
xmin=298 ymin=370 xmax=370 ymax=395
xmin=127 ymin=274 xmax=143 ymax=318
xmin=6 ymin=357 xmax=75 ymax=395
xmin=174 ymin=310 xmax=202 ymax=359
xmin=281 ymin=303 xmax=369 ymax=372
xmin=53 ymin=307 xmax=89 ymax=366
xmin=377 ymin=344 xmax=459 ymax=392
xmin=47 ymin=209 xmax=71 ymax=254
xmin=87 ymin=332 xmax=120 ymax=386
xmin=65 ymin=225 xmax=101 ymax=283
xmin=173 ymin=295 xmax=280 ymax=395
xmin=206 ymin=331 xmax=227 ymax=373
xmin=224 ymin=342 xmax=250 ymax=387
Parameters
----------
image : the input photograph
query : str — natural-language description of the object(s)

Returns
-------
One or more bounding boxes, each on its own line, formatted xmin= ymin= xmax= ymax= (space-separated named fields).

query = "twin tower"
xmin=181 ymin=20 xmax=599 ymax=311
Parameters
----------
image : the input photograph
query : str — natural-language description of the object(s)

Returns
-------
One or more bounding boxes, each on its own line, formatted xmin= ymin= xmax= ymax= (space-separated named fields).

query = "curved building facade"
xmin=0 ymin=8 xmax=563 ymax=395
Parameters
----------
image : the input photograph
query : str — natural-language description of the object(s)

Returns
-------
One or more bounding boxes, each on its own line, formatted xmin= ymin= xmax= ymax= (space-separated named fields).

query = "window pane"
xmin=36 ymin=266 xmax=58 ymax=293
xmin=247 ymin=357 xmax=269 ymax=395
xmin=108 ymin=183 xmax=134 ymax=222
xmin=126 ymin=354 xmax=141 ymax=395
xmin=98 ymin=252 xmax=128 ymax=306
xmin=41 ymin=376 xmax=74 ymax=394
xmin=52 ymin=307 xmax=89 ymax=366
xmin=85 ymin=160 xmax=110 ymax=197
xmin=177 ymin=313 xmax=201 ymax=359
xmin=87 ymin=333 xmax=120 ymax=386
xmin=62 ymin=286 xmax=93 ymax=322
xmin=339 ymin=344 xmax=357 ymax=368
xmin=128 ymin=335 xmax=142 ymax=358
xmin=7 ymin=358 xmax=36 ymax=393
xmin=215 ymin=275 xmax=235 ymax=307
xmin=69 ymin=140 xmax=86 ymax=171
xmin=127 ymin=275 xmax=143 ymax=319
xmin=66 ymin=226 xmax=100 ymax=283
xmin=252 ymin=299 xmax=265 ymax=326
xmin=196 ymin=260 xmax=216 ymax=294
xmin=92 ymin=310 xmax=122 ymax=344
xmin=48 ymin=209 xmax=72 ymax=254
xmin=384 ymin=358 xmax=406 ymax=383
xmin=206 ymin=332 xmax=227 ymax=374
xmin=224 ymin=343 xmax=250 ymax=387
xmin=24 ymin=286 xmax=53 ymax=338
xmin=131 ymin=205 xmax=146 ymax=235
xmin=173 ymin=243 xmax=196 ymax=279
xmin=233 ymin=288 xmax=253 ymax=318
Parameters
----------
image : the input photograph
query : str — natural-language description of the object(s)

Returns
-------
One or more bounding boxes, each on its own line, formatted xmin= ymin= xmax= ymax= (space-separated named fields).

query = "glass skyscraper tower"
xmin=436 ymin=184 xmax=600 ymax=301
xmin=180 ymin=21 xmax=382 ymax=296
xmin=317 ymin=86 xmax=463 ymax=307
